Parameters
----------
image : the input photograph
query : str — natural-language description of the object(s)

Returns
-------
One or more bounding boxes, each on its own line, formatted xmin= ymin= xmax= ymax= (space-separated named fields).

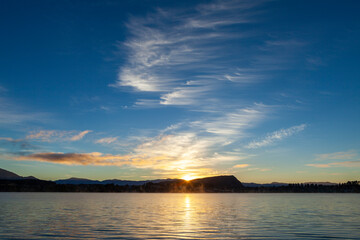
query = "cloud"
xmin=0 ymin=137 xmax=21 ymax=142
xmin=70 ymin=130 xmax=92 ymax=141
xmin=223 ymin=70 xmax=263 ymax=83
xmin=192 ymin=105 xmax=266 ymax=136
xmin=14 ymin=147 xmax=213 ymax=171
xmin=160 ymin=86 xmax=210 ymax=105
xmin=246 ymin=167 xmax=271 ymax=172
xmin=0 ymin=98 xmax=47 ymax=125
xmin=15 ymin=105 xmax=265 ymax=177
xmin=306 ymin=161 xmax=360 ymax=168
xmin=27 ymin=130 xmax=92 ymax=142
xmin=196 ymin=0 xmax=266 ymax=13
xmin=315 ymin=150 xmax=357 ymax=161
xmin=95 ymin=137 xmax=118 ymax=144
xmin=161 ymin=123 xmax=183 ymax=133
xmin=112 ymin=0 xmax=267 ymax=107
xmin=245 ymin=124 xmax=306 ymax=149
xmin=130 ymin=104 xmax=267 ymax=171
xmin=133 ymin=99 xmax=161 ymax=108
xmin=306 ymin=164 xmax=331 ymax=168
xmin=233 ymin=164 xmax=249 ymax=168
xmin=16 ymin=152 xmax=133 ymax=166
xmin=0 ymin=137 xmax=35 ymax=151
xmin=265 ymin=39 xmax=307 ymax=47
xmin=330 ymin=161 xmax=360 ymax=167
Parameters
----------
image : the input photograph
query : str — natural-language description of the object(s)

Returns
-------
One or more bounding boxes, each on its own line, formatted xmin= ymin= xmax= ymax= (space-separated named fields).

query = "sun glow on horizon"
xmin=182 ymin=175 xmax=196 ymax=181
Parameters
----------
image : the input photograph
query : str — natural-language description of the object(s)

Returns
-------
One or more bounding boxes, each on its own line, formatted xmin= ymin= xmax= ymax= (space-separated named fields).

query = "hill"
xmin=0 ymin=168 xmax=22 ymax=179
xmin=141 ymin=175 xmax=244 ymax=193
xmin=0 ymin=168 xmax=37 ymax=180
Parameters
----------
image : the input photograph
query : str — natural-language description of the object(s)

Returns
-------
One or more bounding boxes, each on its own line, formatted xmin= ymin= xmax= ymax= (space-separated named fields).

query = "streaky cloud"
xmin=0 ymin=97 xmax=48 ymax=125
xmin=112 ymin=0 xmax=267 ymax=107
xmin=307 ymin=161 xmax=360 ymax=168
xmin=95 ymin=137 xmax=118 ymax=144
xmin=70 ymin=130 xmax=92 ymax=141
xmin=160 ymin=86 xmax=210 ymax=105
xmin=27 ymin=130 xmax=92 ymax=142
xmin=245 ymin=124 xmax=306 ymax=149
xmin=315 ymin=150 xmax=357 ymax=161
xmin=233 ymin=164 xmax=250 ymax=168
xmin=192 ymin=105 xmax=266 ymax=136
xmin=16 ymin=152 xmax=133 ymax=166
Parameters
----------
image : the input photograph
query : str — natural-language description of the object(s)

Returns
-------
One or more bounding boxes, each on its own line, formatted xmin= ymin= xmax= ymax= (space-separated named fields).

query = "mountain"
xmin=55 ymin=175 xmax=244 ymax=192
xmin=55 ymin=178 xmax=102 ymax=185
xmin=0 ymin=168 xmax=37 ymax=180
xmin=191 ymin=175 xmax=244 ymax=189
xmin=142 ymin=175 xmax=244 ymax=193
xmin=0 ymin=168 xmax=22 ymax=180
xmin=56 ymin=175 xmax=245 ymax=192
xmin=55 ymin=177 xmax=177 ymax=186
xmin=242 ymin=182 xmax=289 ymax=187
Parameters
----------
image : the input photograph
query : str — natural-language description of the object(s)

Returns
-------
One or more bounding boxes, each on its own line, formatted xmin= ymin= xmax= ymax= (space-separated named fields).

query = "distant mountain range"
xmin=242 ymin=182 xmax=337 ymax=187
xmin=1 ymin=168 xmax=358 ymax=193
xmin=0 ymin=167 xmax=338 ymax=186
xmin=55 ymin=177 xmax=176 ymax=186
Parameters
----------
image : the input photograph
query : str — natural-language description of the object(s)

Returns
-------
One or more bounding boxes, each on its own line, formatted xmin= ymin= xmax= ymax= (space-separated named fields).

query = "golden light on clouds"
xmin=233 ymin=164 xmax=250 ymax=168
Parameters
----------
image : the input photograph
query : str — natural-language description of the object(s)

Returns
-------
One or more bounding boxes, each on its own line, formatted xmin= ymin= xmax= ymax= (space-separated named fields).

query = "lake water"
xmin=0 ymin=193 xmax=359 ymax=239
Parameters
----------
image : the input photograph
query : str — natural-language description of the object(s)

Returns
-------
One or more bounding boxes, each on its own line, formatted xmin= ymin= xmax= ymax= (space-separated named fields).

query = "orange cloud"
xmin=315 ymin=150 xmax=357 ymax=161
xmin=26 ymin=130 xmax=92 ymax=142
xmin=16 ymin=152 xmax=134 ymax=166
xmin=15 ymin=151 xmax=200 ymax=170
xmin=306 ymin=161 xmax=360 ymax=168
xmin=233 ymin=164 xmax=249 ymax=168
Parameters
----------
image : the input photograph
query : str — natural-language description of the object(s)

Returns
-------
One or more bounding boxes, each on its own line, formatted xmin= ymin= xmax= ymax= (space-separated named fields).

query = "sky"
xmin=0 ymin=0 xmax=359 ymax=183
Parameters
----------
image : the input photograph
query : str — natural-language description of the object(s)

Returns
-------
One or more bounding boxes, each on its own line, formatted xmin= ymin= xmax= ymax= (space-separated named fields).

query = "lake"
xmin=0 ymin=193 xmax=359 ymax=239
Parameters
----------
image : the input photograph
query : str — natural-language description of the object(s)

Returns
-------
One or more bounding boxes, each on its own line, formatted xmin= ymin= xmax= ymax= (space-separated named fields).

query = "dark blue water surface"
xmin=0 ymin=193 xmax=359 ymax=239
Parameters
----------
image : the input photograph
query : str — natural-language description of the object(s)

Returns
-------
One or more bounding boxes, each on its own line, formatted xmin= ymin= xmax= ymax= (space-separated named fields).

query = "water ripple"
xmin=0 ymin=193 xmax=359 ymax=239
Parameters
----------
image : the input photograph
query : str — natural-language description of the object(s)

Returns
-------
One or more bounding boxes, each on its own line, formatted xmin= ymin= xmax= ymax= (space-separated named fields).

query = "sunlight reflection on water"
xmin=0 ymin=193 xmax=359 ymax=239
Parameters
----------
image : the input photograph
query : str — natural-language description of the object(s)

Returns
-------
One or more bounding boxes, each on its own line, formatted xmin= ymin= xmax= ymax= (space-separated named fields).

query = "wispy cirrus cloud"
xmin=192 ymin=104 xmax=267 ymax=136
xmin=70 ymin=130 xmax=92 ymax=141
xmin=0 ymin=137 xmax=22 ymax=143
xmin=307 ymin=161 xmax=360 ymax=168
xmin=95 ymin=137 xmax=118 ymax=144
xmin=112 ymin=0 xmax=268 ymax=107
xmin=160 ymin=86 xmax=211 ymax=106
xmin=245 ymin=124 xmax=306 ymax=149
xmin=26 ymin=130 xmax=92 ymax=142
xmin=0 ymin=97 xmax=48 ymax=125
xmin=307 ymin=151 xmax=359 ymax=168
xmin=315 ymin=150 xmax=357 ymax=161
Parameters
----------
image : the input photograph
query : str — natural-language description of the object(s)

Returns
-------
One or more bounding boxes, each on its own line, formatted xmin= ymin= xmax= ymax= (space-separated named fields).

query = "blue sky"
xmin=0 ymin=0 xmax=359 ymax=183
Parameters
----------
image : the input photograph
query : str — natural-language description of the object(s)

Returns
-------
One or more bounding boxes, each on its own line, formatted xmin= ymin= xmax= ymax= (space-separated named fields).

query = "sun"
xmin=182 ymin=175 xmax=196 ymax=181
